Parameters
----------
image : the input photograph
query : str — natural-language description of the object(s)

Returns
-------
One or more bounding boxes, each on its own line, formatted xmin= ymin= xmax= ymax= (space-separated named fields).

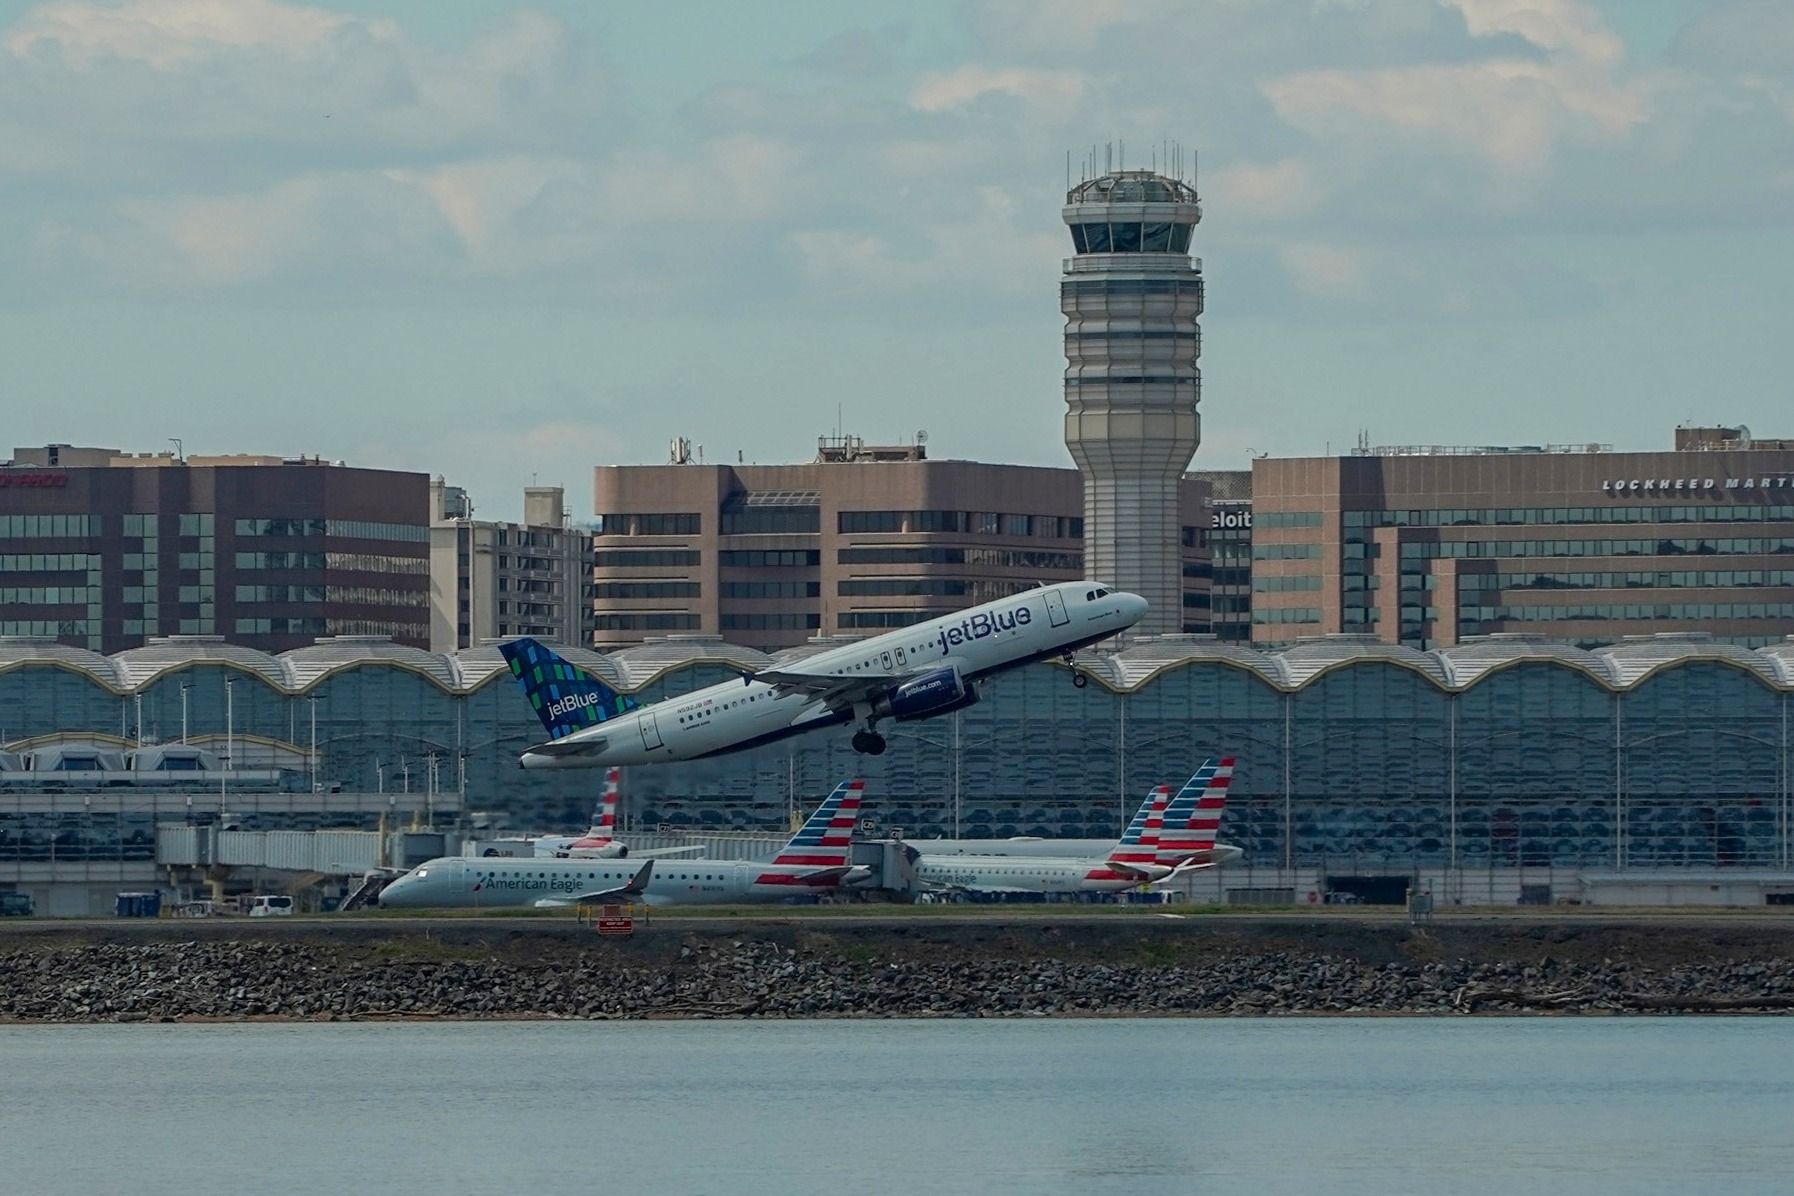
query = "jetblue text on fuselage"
xmin=938 ymin=605 xmax=1032 ymax=655
xmin=547 ymin=691 xmax=602 ymax=720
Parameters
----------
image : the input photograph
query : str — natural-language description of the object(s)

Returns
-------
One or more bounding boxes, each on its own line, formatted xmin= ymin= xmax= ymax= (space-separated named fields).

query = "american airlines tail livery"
xmin=499 ymin=581 xmax=1147 ymax=767
xmin=377 ymin=779 xmax=876 ymax=909
xmin=912 ymin=758 xmax=1239 ymax=896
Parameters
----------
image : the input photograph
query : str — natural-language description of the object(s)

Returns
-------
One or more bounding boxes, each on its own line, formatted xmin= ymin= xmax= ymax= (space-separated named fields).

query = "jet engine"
xmin=873 ymin=666 xmax=979 ymax=722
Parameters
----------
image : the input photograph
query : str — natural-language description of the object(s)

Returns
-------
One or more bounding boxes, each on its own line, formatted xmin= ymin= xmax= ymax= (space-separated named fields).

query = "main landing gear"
xmin=851 ymin=728 xmax=888 ymax=755
xmin=1065 ymin=651 xmax=1088 ymax=688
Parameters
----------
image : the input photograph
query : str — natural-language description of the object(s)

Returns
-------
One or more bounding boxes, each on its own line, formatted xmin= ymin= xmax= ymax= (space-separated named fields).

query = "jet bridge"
xmin=852 ymin=839 xmax=920 ymax=897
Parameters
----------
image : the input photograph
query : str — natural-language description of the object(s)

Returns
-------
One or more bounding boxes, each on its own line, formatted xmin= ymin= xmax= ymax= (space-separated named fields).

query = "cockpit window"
xmin=1095 ymin=587 xmax=1110 ymax=597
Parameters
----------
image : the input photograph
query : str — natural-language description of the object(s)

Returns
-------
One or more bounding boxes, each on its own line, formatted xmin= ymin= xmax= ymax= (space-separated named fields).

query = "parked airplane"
xmin=499 ymin=581 xmax=1147 ymax=767
xmin=530 ymin=768 xmax=702 ymax=861
xmin=913 ymin=758 xmax=1237 ymax=897
xmin=915 ymin=773 xmax=1184 ymax=896
xmin=377 ymin=780 xmax=877 ymax=909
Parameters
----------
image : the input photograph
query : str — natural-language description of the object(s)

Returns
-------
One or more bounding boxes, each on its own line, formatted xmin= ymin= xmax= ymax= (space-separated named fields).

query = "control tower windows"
xmin=1070 ymin=222 xmax=1196 ymax=255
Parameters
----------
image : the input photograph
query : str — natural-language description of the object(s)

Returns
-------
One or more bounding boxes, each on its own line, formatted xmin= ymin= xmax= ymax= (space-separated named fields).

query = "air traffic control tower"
xmin=1061 ymin=166 xmax=1204 ymax=637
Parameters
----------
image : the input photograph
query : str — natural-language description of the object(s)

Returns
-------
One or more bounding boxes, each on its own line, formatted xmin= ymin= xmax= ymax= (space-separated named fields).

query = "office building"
xmin=1250 ymin=426 xmax=1794 ymax=648
xmin=0 ymin=444 xmax=430 ymax=653
xmin=590 ymin=436 xmax=1212 ymax=652
xmin=429 ymin=482 xmax=593 ymax=651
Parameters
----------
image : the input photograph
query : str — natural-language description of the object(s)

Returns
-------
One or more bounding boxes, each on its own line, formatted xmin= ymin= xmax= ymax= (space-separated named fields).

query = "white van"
xmin=247 ymin=895 xmax=295 ymax=917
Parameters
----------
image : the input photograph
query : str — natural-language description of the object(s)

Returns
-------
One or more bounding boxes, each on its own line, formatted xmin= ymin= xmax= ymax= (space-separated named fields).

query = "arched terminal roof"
xmin=0 ymin=636 xmax=125 ymax=687
xmin=1437 ymin=634 xmax=1618 ymax=687
xmin=113 ymin=636 xmax=288 ymax=689
xmin=1760 ymin=637 xmax=1794 ymax=685
xmin=1594 ymin=633 xmax=1785 ymax=688
xmin=767 ymin=636 xmax=868 ymax=666
xmin=606 ymin=635 xmax=771 ymax=688
xmin=6 ymin=632 xmax=1791 ymax=697
xmin=1105 ymin=634 xmax=1288 ymax=688
xmin=281 ymin=636 xmax=458 ymax=690
xmin=1274 ymin=634 xmax=1453 ymax=688
xmin=454 ymin=639 xmax=625 ymax=690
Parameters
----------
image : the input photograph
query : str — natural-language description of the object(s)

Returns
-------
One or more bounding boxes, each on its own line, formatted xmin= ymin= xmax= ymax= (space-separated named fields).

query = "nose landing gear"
xmin=1064 ymin=651 xmax=1089 ymax=689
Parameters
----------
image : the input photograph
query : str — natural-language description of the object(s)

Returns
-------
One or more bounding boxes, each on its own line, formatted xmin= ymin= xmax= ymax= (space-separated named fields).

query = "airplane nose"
xmin=1119 ymin=592 xmax=1149 ymax=623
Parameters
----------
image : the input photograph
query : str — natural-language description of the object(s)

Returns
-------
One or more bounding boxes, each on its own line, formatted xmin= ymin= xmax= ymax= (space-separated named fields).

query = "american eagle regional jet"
xmin=499 ymin=581 xmax=1146 ymax=767
xmin=914 ymin=758 xmax=1239 ymax=896
xmin=378 ymin=780 xmax=877 ymax=909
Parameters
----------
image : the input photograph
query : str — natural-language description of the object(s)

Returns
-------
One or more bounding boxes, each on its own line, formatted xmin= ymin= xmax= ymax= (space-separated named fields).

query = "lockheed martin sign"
xmin=1601 ymin=476 xmax=1793 ymax=494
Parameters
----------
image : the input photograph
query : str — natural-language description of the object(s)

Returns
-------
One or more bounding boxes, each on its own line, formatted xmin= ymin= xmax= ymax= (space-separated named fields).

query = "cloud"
xmin=5 ymin=0 xmax=355 ymax=69
xmin=1263 ymin=1 xmax=1645 ymax=176
xmin=1450 ymin=0 xmax=1622 ymax=66
xmin=0 ymin=2 xmax=599 ymax=182
xmin=1277 ymin=243 xmax=1369 ymax=299
xmin=910 ymin=65 xmax=1085 ymax=113
xmin=1208 ymin=158 xmax=1325 ymax=222
xmin=1668 ymin=0 xmax=1794 ymax=76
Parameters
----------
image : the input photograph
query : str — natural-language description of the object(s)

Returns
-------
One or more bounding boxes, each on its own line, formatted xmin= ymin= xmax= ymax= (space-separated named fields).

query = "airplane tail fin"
xmin=1156 ymin=756 xmax=1235 ymax=866
xmin=591 ymin=767 xmax=621 ymax=837
xmin=498 ymin=638 xmax=636 ymax=740
xmin=1107 ymin=783 xmax=1172 ymax=867
xmin=771 ymin=779 xmax=863 ymax=867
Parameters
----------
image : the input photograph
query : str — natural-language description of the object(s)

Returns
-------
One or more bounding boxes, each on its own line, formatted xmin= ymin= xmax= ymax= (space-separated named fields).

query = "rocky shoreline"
xmin=5 ymin=919 xmax=1794 ymax=1022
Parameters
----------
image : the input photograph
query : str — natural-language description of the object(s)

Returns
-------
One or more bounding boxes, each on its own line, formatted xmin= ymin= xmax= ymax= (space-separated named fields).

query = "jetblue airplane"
xmin=378 ymin=780 xmax=876 ymax=909
xmin=499 ymin=581 xmax=1146 ymax=767
xmin=914 ymin=759 xmax=1238 ymax=896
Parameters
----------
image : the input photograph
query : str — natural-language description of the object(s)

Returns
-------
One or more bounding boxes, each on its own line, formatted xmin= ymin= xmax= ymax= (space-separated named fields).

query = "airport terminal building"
xmin=4 ymin=628 xmax=1791 ymax=908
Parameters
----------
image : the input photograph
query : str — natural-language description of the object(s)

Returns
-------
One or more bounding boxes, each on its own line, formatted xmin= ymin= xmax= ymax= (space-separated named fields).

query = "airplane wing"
xmin=536 ymin=859 xmax=656 ymax=906
xmin=749 ymin=667 xmax=911 ymax=710
xmin=1150 ymin=860 xmax=1218 ymax=886
xmin=632 ymin=845 xmax=704 ymax=859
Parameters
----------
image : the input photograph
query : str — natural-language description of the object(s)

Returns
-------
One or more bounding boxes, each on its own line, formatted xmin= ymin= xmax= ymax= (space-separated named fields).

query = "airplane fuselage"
xmin=913 ymin=839 xmax=1243 ymax=868
xmin=376 ymin=855 xmax=862 ymax=909
xmin=523 ymin=582 xmax=1142 ymax=767
xmin=913 ymin=852 xmax=1151 ymax=895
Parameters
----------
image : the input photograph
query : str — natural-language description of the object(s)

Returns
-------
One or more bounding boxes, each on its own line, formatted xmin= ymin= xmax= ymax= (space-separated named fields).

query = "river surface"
xmin=2 ymin=1018 xmax=1791 ymax=1195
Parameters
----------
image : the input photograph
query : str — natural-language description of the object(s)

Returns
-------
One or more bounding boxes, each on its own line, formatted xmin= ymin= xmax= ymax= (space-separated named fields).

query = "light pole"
xmin=222 ymin=675 xmax=237 ymax=812
xmin=305 ymin=694 xmax=321 ymax=791
xmin=133 ymin=692 xmax=143 ymax=746
xmin=180 ymin=682 xmax=191 ymax=744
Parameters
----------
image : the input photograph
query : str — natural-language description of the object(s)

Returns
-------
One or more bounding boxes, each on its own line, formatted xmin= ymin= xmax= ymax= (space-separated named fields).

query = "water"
xmin=2 ymin=1018 xmax=1791 ymax=1195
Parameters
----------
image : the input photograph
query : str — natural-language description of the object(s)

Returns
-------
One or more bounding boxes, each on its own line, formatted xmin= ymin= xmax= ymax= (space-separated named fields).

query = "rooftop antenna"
xmin=168 ymin=437 xmax=183 ymax=462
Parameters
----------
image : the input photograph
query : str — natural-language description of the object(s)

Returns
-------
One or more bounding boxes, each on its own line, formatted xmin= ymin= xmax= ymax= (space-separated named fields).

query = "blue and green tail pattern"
xmin=498 ymin=638 xmax=637 ymax=740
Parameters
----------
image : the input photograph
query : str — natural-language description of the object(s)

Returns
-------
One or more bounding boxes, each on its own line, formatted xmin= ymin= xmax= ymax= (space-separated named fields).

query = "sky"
xmin=2 ymin=0 xmax=1791 ymax=519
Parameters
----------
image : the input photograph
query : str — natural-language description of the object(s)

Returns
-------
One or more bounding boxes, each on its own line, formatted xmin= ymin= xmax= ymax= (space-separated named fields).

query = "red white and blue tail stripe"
xmin=1106 ymin=784 xmax=1172 ymax=868
xmin=565 ymin=767 xmax=621 ymax=852
xmin=770 ymin=779 xmax=863 ymax=868
xmin=1155 ymin=756 xmax=1234 ymax=867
